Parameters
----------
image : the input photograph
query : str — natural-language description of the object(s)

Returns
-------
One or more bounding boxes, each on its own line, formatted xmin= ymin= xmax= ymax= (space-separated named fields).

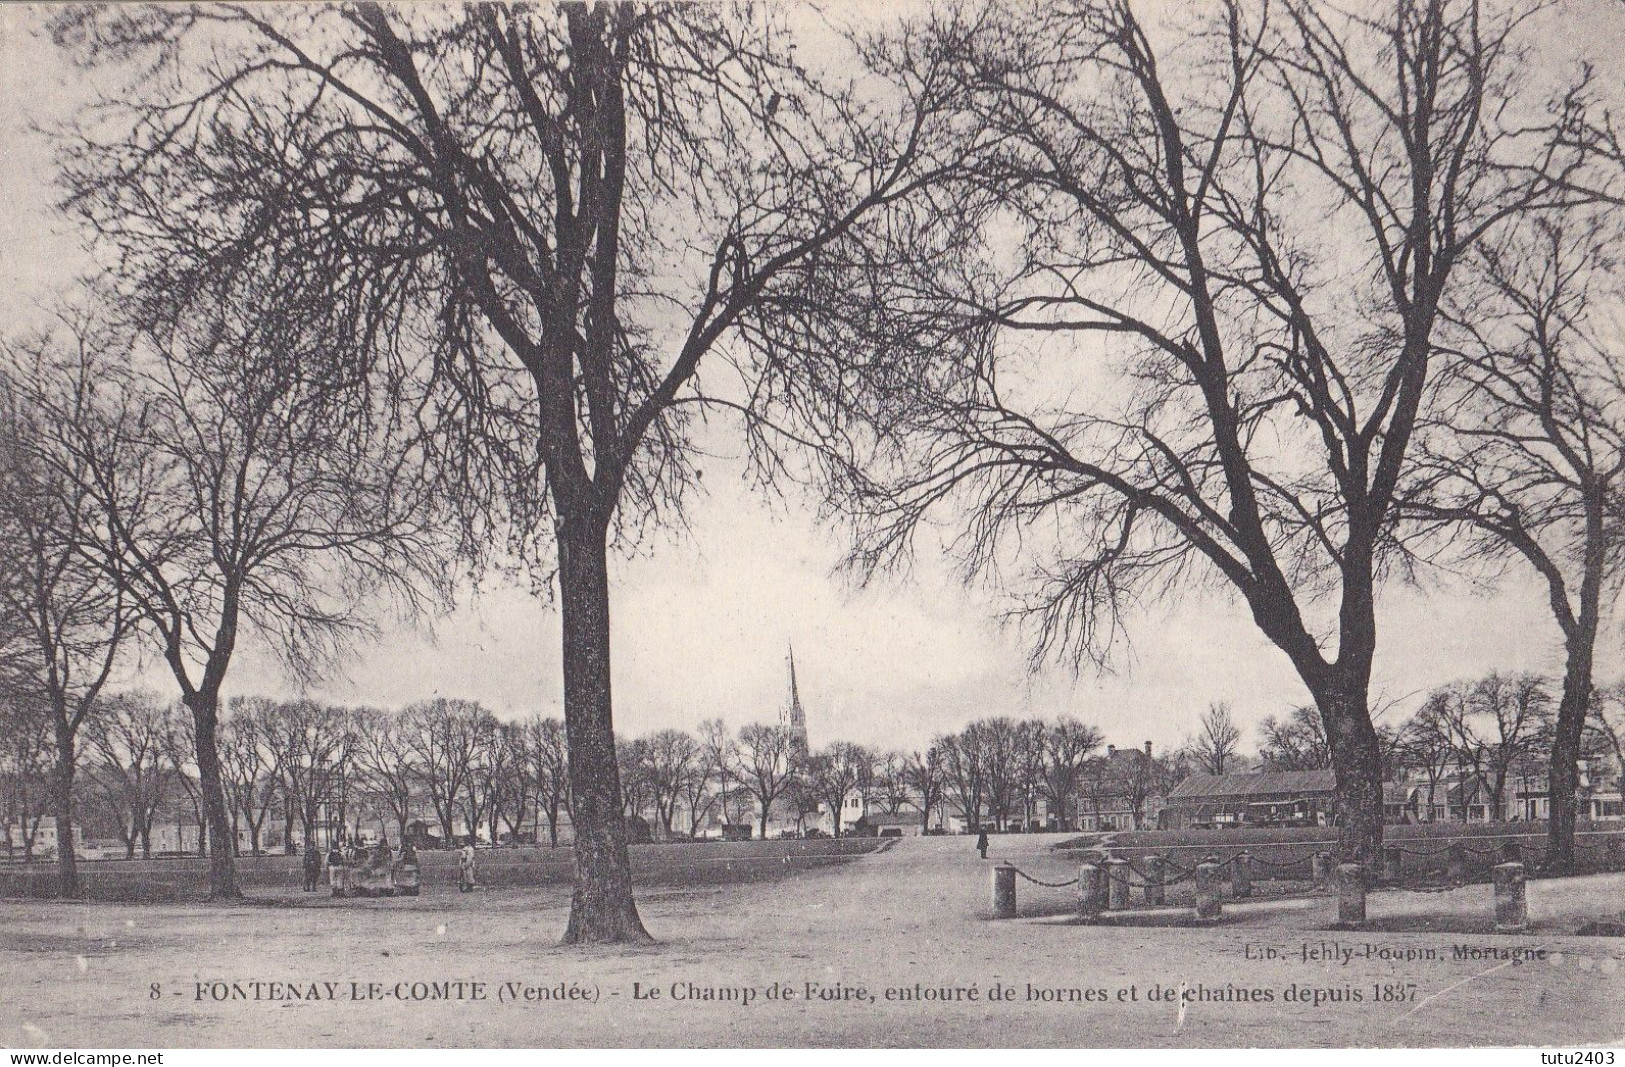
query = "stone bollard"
xmin=1143 ymin=855 xmax=1166 ymax=906
xmin=1107 ymin=858 xmax=1131 ymax=911
xmin=1231 ymin=852 xmax=1253 ymax=899
xmin=1383 ymin=847 xmax=1404 ymax=883
xmin=1493 ymin=862 xmax=1528 ymax=933
xmin=1311 ymin=851 xmax=1333 ymax=891
xmin=1193 ymin=861 xmax=1223 ymax=921
xmin=992 ymin=864 xmax=1017 ymax=919
xmin=1447 ymin=844 xmax=1468 ymax=883
xmin=1076 ymin=863 xmax=1103 ymax=921
xmin=1336 ymin=863 xmax=1367 ymax=926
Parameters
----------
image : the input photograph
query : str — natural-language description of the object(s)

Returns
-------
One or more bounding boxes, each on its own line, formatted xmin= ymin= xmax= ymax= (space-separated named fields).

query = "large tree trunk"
xmin=50 ymin=724 xmax=79 ymax=898
xmin=191 ymin=799 xmax=206 ymax=856
xmin=557 ymin=517 xmax=649 ymax=945
xmin=1546 ymin=644 xmax=1592 ymax=873
xmin=1547 ymin=496 xmax=1605 ymax=873
xmin=1313 ymin=683 xmax=1385 ymax=867
xmin=186 ymin=692 xmax=241 ymax=899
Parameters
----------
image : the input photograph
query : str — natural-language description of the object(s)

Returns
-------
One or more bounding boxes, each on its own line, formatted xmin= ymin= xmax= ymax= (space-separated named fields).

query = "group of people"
xmin=298 ymin=836 xmax=476 ymax=893
xmin=297 ymin=837 xmax=417 ymax=891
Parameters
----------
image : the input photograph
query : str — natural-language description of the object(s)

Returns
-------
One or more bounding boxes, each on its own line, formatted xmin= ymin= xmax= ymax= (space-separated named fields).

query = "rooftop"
xmin=1166 ymin=768 xmax=1338 ymax=800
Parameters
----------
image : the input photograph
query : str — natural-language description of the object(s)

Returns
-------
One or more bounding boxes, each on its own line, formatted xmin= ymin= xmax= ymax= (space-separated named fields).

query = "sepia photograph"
xmin=1 ymin=0 xmax=1624 ymax=1051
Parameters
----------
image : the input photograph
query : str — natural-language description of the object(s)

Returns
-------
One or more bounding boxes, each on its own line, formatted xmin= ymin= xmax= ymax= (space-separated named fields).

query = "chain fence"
xmin=1006 ymin=835 xmax=1625 ymax=909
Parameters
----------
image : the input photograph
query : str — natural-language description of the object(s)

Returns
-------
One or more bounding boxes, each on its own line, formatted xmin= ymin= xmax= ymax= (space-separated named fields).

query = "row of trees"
xmin=620 ymin=715 xmax=1184 ymax=840
xmin=12 ymin=675 xmax=1624 ymax=866
xmin=18 ymin=0 xmax=1625 ymax=943
xmin=0 ymin=693 xmax=573 ymax=860
xmin=4 ymin=696 xmax=1183 ymax=856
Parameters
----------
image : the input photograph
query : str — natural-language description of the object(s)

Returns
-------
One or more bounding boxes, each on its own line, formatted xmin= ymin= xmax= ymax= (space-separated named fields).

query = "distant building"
xmin=1163 ymin=768 xmax=1340 ymax=829
xmin=1072 ymin=742 xmax=1167 ymax=833
xmin=822 ymin=788 xmax=963 ymax=836
xmin=852 ymin=811 xmax=926 ymax=837
xmin=1589 ymin=758 xmax=1624 ymax=820
xmin=4 ymin=817 xmax=85 ymax=859
xmin=1411 ymin=753 xmax=1625 ymax=823
xmin=1163 ymin=769 xmax=1437 ymax=828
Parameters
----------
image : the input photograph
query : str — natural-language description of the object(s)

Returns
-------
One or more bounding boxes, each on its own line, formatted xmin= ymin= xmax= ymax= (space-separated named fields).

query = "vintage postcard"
xmin=2 ymin=0 xmax=1624 ymax=1051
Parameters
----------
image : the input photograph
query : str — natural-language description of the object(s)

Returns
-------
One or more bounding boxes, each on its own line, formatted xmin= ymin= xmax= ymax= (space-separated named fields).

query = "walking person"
xmin=975 ymin=826 xmax=989 ymax=860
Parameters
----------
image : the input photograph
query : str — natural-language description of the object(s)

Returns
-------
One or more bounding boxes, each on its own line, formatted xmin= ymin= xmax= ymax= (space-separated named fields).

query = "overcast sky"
xmin=1 ymin=4 xmax=1618 ymax=756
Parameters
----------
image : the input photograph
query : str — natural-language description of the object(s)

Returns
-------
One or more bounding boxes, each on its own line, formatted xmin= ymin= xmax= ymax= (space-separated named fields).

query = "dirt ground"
xmin=2 ymin=833 xmax=1622 ymax=1048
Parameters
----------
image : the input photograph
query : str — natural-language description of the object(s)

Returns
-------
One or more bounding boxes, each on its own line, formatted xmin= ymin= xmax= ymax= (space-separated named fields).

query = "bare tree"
xmin=162 ymin=712 xmax=206 ymax=857
xmin=401 ymin=699 xmax=495 ymax=845
xmin=218 ymin=698 xmax=281 ymax=856
xmin=936 ymin=729 xmax=986 ymax=833
xmin=1589 ymin=683 xmax=1625 ymax=776
xmin=0 ymin=696 xmax=55 ymax=861
xmin=677 ymin=738 xmax=719 ymax=839
xmin=265 ymin=700 xmax=358 ymax=854
xmin=1398 ymin=695 xmax=1458 ymax=822
xmin=1258 ymin=706 xmax=1332 ymax=771
xmin=872 ymin=751 xmax=913 ymax=817
xmin=639 ymin=729 xmax=700 ymax=839
xmin=1433 ymin=673 xmax=1555 ymax=822
xmin=0 ymin=345 xmax=135 ymax=893
xmin=1040 ymin=718 xmax=1104 ymax=829
xmin=1190 ymin=704 xmax=1244 ymax=776
xmin=823 ymin=0 xmax=1597 ymax=862
xmin=350 ymin=706 xmax=421 ymax=848
xmin=58 ymin=1 xmax=955 ymax=943
xmin=522 ymin=714 xmax=571 ymax=849
xmin=1410 ymin=215 xmax=1625 ymax=868
xmin=734 ymin=723 xmax=798 ymax=840
xmin=616 ymin=736 xmax=652 ymax=830
xmin=976 ymin=718 xmax=1025 ymax=830
xmin=85 ymin=691 xmax=175 ymax=859
xmin=698 ymin=718 xmax=747 ymax=829
xmin=902 ymin=745 xmax=947 ymax=833
xmin=806 ymin=742 xmax=874 ymax=838
xmin=1012 ymin=719 xmax=1049 ymax=830
xmin=472 ymin=721 xmax=524 ymax=847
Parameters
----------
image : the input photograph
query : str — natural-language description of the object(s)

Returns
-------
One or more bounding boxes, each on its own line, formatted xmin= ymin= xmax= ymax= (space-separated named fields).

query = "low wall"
xmin=0 ymin=838 xmax=886 ymax=902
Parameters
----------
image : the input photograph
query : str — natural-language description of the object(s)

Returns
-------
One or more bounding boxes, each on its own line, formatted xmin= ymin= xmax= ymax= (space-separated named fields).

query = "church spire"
xmin=784 ymin=644 xmax=810 ymax=758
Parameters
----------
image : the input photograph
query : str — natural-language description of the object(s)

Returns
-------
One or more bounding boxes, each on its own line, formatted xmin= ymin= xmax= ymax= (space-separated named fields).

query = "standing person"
xmin=302 ymin=842 xmax=321 ymax=892
xmin=975 ymin=827 xmax=989 ymax=860
xmin=458 ymin=838 xmax=477 ymax=893
xmin=326 ymin=838 xmax=347 ymax=896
